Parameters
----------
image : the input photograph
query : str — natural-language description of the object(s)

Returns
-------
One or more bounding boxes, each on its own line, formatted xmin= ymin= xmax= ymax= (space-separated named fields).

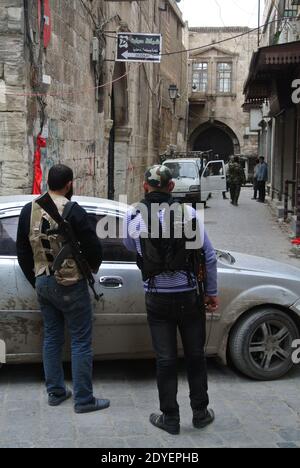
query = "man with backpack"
xmin=17 ymin=164 xmax=110 ymax=414
xmin=123 ymin=165 xmax=219 ymax=435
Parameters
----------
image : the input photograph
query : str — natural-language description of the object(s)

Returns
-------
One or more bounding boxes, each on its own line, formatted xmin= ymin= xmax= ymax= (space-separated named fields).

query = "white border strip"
xmin=0 ymin=339 xmax=6 ymax=364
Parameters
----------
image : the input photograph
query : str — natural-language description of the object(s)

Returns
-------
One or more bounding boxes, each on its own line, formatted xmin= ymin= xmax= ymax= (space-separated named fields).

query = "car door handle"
xmin=99 ymin=276 xmax=123 ymax=288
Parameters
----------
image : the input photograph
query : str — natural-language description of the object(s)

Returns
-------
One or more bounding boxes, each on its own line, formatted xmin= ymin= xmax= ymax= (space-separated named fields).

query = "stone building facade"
xmin=0 ymin=0 xmax=188 ymax=203
xmin=187 ymin=27 xmax=258 ymax=161
xmin=158 ymin=0 xmax=188 ymax=156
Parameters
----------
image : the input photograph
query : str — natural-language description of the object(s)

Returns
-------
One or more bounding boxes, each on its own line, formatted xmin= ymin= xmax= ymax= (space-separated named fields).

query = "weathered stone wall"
xmin=25 ymin=0 xmax=103 ymax=197
xmin=0 ymin=0 xmax=188 ymax=203
xmin=0 ymin=0 xmax=28 ymax=195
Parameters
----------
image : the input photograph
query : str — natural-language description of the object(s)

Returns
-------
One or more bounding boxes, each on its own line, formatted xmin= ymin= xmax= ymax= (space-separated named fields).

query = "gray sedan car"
xmin=0 ymin=195 xmax=300 ymax=381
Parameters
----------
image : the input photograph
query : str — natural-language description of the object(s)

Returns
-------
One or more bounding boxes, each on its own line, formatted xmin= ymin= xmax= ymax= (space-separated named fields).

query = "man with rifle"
xmin=17 ymin=164 xmax=110 ymax=414
xmin=123 ymin=165 xmax=219 ymax=435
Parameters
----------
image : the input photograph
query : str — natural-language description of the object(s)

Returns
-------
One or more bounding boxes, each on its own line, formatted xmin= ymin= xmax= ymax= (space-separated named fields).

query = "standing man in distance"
xmin=252 ymin=158 xmax=260 ymax=200
xmin=17 ymin=164 xmax=110 ymax=414
xmin=256 ymin=156 xmax=268 ymax=203
xmin=223 ymin=156 xmax=234 ymax=200
xmin=228 ymin=156 xmax=246 ymax=206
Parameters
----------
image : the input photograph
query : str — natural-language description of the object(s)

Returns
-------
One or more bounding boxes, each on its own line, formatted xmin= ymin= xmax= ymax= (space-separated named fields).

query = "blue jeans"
xmin=36 ymin=275 xmax=94 ymax=407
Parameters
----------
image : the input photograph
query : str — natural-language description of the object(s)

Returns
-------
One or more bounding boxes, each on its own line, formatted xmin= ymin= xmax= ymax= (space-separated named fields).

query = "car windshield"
xmin=164 ymin=162 xmax=198 ymax=179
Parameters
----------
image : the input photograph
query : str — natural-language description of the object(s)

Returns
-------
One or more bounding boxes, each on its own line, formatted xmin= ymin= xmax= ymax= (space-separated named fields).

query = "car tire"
xmin=229 ymin=308 xmax=299 ymax=381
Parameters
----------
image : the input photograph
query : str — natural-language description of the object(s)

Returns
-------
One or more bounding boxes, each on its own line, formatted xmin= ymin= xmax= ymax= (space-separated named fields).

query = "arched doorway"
xmin=108 ymin=62 xmax=130 ymax=200
xmin=190 ymin=121 xmax=240 ymax=162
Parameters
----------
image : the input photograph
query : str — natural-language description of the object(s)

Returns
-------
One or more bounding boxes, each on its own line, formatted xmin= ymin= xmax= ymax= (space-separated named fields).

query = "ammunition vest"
xmin=29 ymin=194 xmax=82 ymax=286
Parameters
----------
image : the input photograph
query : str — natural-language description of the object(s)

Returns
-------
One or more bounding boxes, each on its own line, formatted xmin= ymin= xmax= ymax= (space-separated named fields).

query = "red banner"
xmin=38 ymin=0 xmax=51 ymax=48
xmin=32 ymin=135 xmax=47 ymax=195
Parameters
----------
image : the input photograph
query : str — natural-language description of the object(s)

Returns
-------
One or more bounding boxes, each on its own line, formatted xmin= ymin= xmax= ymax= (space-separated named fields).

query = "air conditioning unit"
xmin=278 ymin=17 xmax=300 ymax=43
xmin=287 ymin=18 xmax=300 ymax=42
xmin=250 ymin=108 xmax=263 ymax=132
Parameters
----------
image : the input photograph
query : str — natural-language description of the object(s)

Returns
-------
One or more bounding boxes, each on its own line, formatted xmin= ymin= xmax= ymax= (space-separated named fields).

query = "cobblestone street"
xmin=205 ymin=188 xmax=299 ymax=268
xmin=0 ymin=188 xmax=300 ymax=449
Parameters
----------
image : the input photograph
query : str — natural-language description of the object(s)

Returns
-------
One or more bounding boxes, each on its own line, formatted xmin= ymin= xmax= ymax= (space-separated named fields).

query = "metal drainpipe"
xmin=258 ymin=0 xmax=261 ymax=48
xmin=284 ymin=180 xmax=296 ymax=221
xmin=280 ymin=113 xmax=286 ymax=202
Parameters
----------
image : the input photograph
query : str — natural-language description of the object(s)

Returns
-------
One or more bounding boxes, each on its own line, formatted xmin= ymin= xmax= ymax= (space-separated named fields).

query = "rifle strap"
xmin=62 ymin=201 xmax=76 ymax=221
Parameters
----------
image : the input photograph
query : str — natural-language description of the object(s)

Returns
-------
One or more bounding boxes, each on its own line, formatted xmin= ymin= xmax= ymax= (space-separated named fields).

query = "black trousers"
xmin=230 ymin=184 xmax=241 ymax=205
xmin=253 ymin=178 xmax=258 ymax=199
xmin=146 ymin=291 xmax=209 ymax=422
xmin=258 ymin=180 xmax=266 ymax=202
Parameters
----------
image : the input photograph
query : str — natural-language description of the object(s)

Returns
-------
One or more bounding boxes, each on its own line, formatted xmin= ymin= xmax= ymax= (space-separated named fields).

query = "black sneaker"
xmin=149 ymin=413 xmax=180 ymax=435
xmin=48 ymin=389 xmax=72 ymax=407
xmin=193 ymin=408 xmax=215 ymax=429
xmin=75 ymin=398 xmax=110 ymax=414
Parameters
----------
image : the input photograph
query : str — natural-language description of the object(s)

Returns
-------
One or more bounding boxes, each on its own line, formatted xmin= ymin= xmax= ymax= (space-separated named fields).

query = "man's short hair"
xmin=48 ymin=164 xmax=73 ymax=191
xmin=259 ymin=156 xmax=264 ymax=161
xmin=234 ymin=156 xmax=240 ymax=163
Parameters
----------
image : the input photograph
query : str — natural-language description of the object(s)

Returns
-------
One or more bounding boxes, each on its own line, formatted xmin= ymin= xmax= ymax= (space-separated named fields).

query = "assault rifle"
xmin=35 ymin=192 xmax=101 ymax=301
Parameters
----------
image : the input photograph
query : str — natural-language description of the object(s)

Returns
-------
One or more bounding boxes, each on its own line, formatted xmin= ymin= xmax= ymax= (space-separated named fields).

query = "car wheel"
xmin=229 ymin=308 xmax=299 ymax=381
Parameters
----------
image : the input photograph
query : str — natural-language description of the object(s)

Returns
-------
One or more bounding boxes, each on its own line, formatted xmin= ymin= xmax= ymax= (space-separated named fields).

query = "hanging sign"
xmin=116 ymin=32 xmax=162 ymax=63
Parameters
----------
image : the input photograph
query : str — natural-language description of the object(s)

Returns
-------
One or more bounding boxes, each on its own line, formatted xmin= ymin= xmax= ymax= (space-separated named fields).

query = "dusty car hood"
xmin=218 ymin=250 xmax=300 ymax=280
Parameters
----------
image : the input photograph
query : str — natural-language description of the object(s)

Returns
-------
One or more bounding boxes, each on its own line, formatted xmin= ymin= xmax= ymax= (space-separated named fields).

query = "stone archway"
xmin=189 ymin=121 xmax=240 ymax=161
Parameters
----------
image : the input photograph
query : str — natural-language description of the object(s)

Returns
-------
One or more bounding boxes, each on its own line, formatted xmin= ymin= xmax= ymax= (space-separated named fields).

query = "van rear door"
xmin=201 ymin=160 xmax=227 ymax=201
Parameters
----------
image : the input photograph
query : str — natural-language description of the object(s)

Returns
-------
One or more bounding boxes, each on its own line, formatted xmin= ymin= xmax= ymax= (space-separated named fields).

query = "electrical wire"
xmin=230 ymin=0 xmax=258 ymax=17
xmin=5 ymin=18 xmax=282 ymax=100
xmin=11 ymin=63 xmax=143 ymax=98
xmin=79 ymin=0 xmax=98 ymax=29
xmin=103 ymin=18 xmax=282 ymax=57
xmin=213 ymin=0 xmax=239 ymax=55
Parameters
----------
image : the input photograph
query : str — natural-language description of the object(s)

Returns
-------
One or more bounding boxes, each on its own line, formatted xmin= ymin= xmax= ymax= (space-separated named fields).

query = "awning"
xmin=244 ymin=41 xmax=300 ymax=104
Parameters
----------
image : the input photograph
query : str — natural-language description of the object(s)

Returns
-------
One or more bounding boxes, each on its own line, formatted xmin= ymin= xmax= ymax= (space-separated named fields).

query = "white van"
xmin=163 ymin=158 xmax=227 ymax=205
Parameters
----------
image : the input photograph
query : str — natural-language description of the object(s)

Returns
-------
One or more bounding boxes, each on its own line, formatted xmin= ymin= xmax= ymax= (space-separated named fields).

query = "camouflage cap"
xmin=144 ymin=165 xmax=173 ymax=188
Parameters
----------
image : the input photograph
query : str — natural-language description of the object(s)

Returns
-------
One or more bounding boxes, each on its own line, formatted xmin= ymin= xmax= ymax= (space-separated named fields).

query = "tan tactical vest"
xmin=29 ymin=194 xmax=83 ymax=286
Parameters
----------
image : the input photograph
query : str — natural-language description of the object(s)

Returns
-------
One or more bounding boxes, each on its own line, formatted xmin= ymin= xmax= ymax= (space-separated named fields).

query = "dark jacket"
xmin=17 ymin=201 xmax=102 ymax=288
xmin=227 ymin=162 xmax=246 ymax=186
